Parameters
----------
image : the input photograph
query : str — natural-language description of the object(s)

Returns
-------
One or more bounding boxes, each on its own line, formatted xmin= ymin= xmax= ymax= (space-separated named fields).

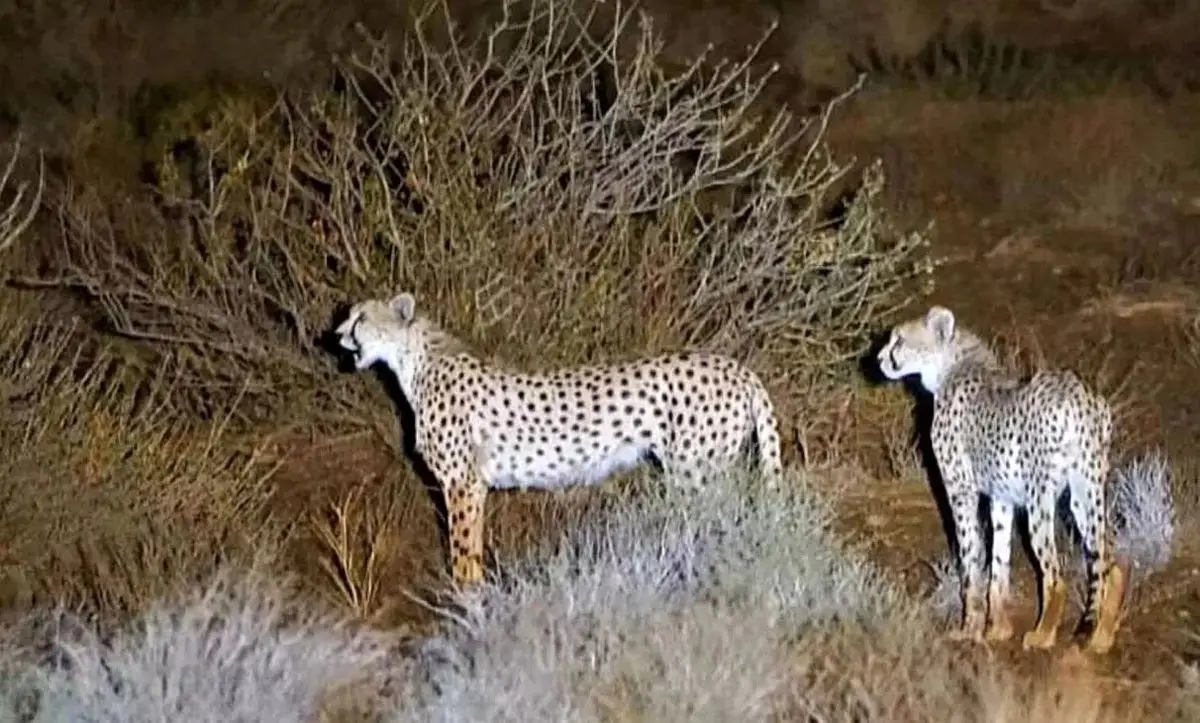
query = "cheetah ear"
xmin=926 ymin=306 xmax=956 ymax=344
xmin=388 ymin=292 xmax=417 ymax=322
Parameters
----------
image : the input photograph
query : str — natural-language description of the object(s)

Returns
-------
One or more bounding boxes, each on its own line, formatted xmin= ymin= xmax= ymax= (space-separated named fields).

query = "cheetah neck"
xmin=934 ymin=329 xmax=1003 ymax=395
xmin=382 ymin=351 xmax=427 ymax=412
xmin=381 ymin=319 xmax=467 ymax=413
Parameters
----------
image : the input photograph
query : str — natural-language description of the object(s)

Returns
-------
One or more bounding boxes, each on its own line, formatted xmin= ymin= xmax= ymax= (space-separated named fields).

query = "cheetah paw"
xmin=1021 ymin=629 xmax=1058 ymax=651
xmin=946 ymin=626 xmax=986 ymax=645
xmin=1079 ymin=629 xmax=1116 ymax=655
xmin=985 ymin=618 xmax=1015 ymax=643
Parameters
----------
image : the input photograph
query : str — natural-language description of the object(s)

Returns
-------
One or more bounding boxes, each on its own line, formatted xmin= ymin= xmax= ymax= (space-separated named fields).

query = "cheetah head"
xmin=876 ymin=305 xmax=959 ymax=394
xmin=334 ymin=292 xmax=420 ymax=372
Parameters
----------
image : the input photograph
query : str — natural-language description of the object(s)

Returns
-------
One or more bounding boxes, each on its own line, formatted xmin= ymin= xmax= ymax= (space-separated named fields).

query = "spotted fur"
xmin=877 ymin=305 xmax=1125 ymax=654
xmin=334 ymin=292 xmax=784 ymax=586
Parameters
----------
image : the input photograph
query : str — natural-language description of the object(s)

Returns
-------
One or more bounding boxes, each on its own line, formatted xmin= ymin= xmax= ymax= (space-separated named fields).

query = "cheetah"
xmin=877 ymin=305 xmax=1126 ymax=654
xmin=334 ymin=292 xmax=784 ymax=586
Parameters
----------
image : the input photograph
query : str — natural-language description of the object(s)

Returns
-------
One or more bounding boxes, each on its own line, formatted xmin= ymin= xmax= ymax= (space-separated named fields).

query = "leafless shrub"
xmin=36 ymin=0 xmax=932 ymax=426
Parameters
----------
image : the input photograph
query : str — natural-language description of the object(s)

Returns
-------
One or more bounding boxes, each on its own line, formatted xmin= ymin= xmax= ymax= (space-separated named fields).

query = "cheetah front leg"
xmin=1023 ymin=491 xmax=1068 ymax=650
xmin=443 ymin=468 xmax=488 ymax=587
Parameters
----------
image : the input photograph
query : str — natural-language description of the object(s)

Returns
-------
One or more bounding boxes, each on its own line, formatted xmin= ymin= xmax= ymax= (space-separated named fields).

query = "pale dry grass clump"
xmin=375 ymin=468 xmax=1164 ymax=722
xmin=390 ymin=468 xmax=899 ymax=721
xmin=0 ymin=464 xmax=1178 ymax=722
xmin=1111 ymin=449 xmax=1176 ymax=576
xmin=0 ymin=568 xmax=393 ymax=723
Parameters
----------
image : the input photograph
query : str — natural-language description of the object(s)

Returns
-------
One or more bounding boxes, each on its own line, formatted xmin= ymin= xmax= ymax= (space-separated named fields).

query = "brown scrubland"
xmin=0 ymin=0 xmax=1196 ymax=719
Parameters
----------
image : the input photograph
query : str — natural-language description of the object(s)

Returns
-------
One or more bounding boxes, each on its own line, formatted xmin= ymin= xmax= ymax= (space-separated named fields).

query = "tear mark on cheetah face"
xmin=334 ymin=293 xmax=420 ymax=372
xmin=877 ymin=305 xmax=960 ymax=394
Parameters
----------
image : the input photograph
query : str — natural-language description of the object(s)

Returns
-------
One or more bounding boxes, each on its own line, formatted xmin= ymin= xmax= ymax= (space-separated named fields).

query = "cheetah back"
xmin=935 ymin=368 xmax=1112 ymax=506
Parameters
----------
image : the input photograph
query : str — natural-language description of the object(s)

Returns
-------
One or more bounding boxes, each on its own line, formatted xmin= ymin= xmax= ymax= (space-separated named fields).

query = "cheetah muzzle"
xmin=337 ymin=319 xmax=364 ymax=366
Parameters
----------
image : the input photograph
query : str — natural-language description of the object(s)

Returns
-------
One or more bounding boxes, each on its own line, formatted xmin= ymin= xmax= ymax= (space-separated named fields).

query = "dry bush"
xmin=391 ymin=467 xmax=905 ymax=720
xmin=1110 ymin=450 xmax=1176 ymax=576
xmin=31 ymin=0 xmax=932 ymax=428
xmin=375 ymin=466 xmax=1166 ymax=722
xmin=0 ymin=289 xmax=289 ymax=622
xmin=0 ymin=463 xmax=1177 ymax=722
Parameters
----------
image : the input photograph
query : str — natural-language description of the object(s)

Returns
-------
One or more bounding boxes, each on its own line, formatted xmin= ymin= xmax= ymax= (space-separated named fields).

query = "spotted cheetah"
xmin=334 ymin=292 xmax=784 ymax=586
xmin=877 ymin=305 xmax=1125 ymax=654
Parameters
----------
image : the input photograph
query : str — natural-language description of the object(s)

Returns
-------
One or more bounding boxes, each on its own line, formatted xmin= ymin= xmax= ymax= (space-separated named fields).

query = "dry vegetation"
xmin=0 ymin=0 xmax=1198 ymax=719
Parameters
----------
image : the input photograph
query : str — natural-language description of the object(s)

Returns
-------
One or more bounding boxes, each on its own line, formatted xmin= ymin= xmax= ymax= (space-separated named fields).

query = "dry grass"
xmin=309 ymin=477 xmax=416 ymax=622
xmin=0 ymin=469 xmax=1180 ymax=722
xmin=0 ymin=289 xmax=290 ymax=622
xmin=0 ymin=568 xmax=395 ymax=722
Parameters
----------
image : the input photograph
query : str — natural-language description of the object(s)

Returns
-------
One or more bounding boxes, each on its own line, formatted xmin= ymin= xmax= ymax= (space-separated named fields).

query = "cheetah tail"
xmin=750 ymin=380 xmax=784 ymax=482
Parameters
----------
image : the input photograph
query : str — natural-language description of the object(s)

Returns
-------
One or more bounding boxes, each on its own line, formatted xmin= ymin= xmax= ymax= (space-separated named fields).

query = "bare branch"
xmin=0 ymin=134 xmax=44 ymax=259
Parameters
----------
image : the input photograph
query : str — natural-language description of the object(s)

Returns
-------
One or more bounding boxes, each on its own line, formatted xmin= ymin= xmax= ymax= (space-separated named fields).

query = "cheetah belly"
xmin=481 ymin=440 xmax=651 ymax=490
xmin=468 ymin=372 xmax=668 ymax=491
xmin=971 ymin=438 xmax=1030 ymax=506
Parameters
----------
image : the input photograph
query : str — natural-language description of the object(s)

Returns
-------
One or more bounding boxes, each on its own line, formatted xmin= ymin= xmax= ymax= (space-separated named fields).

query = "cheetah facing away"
xmin=877 ymin=306 xmax=1126 ymax=655
xmin=334 ymin=292 xmax=784 ymax=586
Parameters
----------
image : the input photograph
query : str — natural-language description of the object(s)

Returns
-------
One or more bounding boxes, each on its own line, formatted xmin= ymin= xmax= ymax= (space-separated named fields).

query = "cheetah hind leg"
xmin=985 ymin=500 xmax=1016 ymax=643
xmin=1081 ymin=560 xmax=1126 ymax=655
xmin=1022 ymin=493 xmax=1068 ymax=651
xmin=1068 ymin=477 xmax=1126 ymax=655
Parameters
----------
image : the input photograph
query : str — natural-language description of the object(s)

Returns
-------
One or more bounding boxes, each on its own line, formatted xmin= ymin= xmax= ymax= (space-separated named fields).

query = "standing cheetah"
xmin=877 ymin=305 xmax=1125 ymax=654
xmin=334 ymin=292 xmax=784 ymax=586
